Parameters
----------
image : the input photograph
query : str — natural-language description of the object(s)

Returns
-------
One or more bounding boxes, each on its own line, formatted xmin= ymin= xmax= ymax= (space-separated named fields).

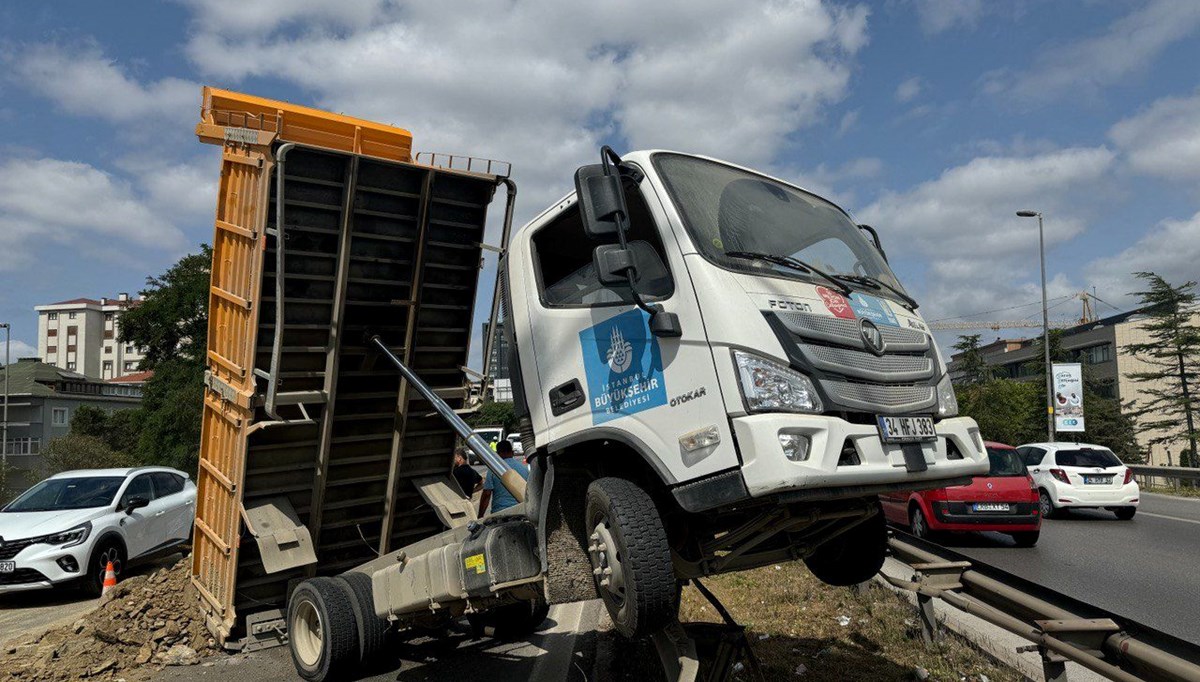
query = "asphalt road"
xmin=928 ymin=492 xmax=1200 ymax=646
xmin=155 ymin=600 xmax=606 ymax=682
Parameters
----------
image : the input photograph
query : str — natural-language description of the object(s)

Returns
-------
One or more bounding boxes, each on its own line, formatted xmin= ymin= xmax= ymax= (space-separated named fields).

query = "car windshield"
xmin=652 ymin=153 xmax=906 ymax=298
xmin=3 ymin=477 xmax=125 ymax=512
xmin=985 ymin=448 xmax=1027 ymax=477
xmin=1055 ymin=448 xmax=1121 ymax=468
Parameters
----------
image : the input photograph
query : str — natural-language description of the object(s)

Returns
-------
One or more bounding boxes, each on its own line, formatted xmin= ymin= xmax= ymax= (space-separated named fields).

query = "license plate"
xmin=877 ymin=415 xmax=936 ymax=443
xmin=973 ymin=503 xmax=1010 ymax=513
xmin=0 ymin=561 xmax=14 ymax=573
xmin=1083 ymin=476 xmax=1112 ymax=485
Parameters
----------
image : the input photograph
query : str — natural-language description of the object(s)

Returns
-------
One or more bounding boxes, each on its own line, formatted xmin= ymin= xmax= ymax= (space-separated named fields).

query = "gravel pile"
xmin=0 ymin=556 xmax=217 ymax=681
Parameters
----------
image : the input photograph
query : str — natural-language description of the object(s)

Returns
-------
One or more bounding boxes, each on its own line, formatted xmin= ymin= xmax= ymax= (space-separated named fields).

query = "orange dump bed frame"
xmin=191 ymin=87 xmax=513 ymax=647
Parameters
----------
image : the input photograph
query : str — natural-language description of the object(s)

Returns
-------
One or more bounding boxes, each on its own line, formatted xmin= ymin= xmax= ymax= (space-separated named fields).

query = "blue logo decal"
xmin=579 ymin=309 xmax=667 ymax=424
xmin=848 ymin=293 xmax=899 ymax=327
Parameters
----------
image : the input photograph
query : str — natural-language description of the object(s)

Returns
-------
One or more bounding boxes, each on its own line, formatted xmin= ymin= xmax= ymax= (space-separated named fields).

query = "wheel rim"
xmin=587 ymin=520 xmax=627 ymax=608
xmin=96 ymin=546 xmax=122 ymax=585
xmin=911 ymin=509 xmax=927 ymax=538
xmin=291 ymin=599 xmax=323 ymax=668
xmin=1039 ymin=492 xmax=1052 ymax=517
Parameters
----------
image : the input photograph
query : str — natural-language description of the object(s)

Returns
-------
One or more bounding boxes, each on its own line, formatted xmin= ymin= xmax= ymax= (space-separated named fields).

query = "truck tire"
xmin=585 ymin=477 xmax=675 ymax=638
xmin=288 ymin=577 xmax=360 ymax=682
xmin=804 ymin=503 xmax=887 ymax=587
xmin=469 ymin=597 xmax=551 ymax=639
xmin=336 ymin=572 xmax=390 ymax=664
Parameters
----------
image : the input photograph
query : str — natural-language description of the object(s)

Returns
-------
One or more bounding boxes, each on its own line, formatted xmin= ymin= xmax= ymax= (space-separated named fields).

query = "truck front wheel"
xmin=585 ymin=477 xmax=675 ymax=638
xmin=803 ymin=502 xmax=887 ymax=587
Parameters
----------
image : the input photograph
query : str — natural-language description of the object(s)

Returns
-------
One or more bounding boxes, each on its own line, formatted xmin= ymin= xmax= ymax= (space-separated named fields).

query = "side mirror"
xmin=575 ymin=163 xmax=628 ymax=240
xmin=124 ymin=497 xmax=149 ymax=514
xmin=593 ymin=244 xmax=636 ymax=285
xmin=857 ymin=224 xmax=888 ymax=262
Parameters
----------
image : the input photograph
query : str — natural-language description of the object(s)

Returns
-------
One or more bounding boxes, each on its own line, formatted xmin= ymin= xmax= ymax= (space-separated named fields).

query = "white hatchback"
xmin=1016 ymin=443 xmax=1139 ymax=520
xmin=0 ymin=467 xmax=195 ymax=595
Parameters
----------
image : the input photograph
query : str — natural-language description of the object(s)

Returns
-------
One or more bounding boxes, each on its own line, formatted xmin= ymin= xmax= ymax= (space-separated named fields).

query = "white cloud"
xmin=10 ymin=44 xmax=196 ymax=125
xmin=981 ymin=0 xmax=1200 ymax=104
xmin=912 ymin=0 xmax=984 ymax=35
xmin=183 ymin=0 xmax=870 ymax=217
xmin=0 ymin=157 xmax=188 ymax=272
xmin=180 ymin=0 xmax=390 ymax=34
xmin=2 ymin=339 xmax=39 ymax=362
xmin=1109 ymin=91 xmax=1200 ymax=182
xmin=895 ymin=76 xmax=922 ymax=103
xmin=859 ymin=147 xmax=1116 ymax=321
xmin=837 ymin=109 xmax=860 ymax=137
xmin=1086 ymin=210 xmax=1200 ymax=307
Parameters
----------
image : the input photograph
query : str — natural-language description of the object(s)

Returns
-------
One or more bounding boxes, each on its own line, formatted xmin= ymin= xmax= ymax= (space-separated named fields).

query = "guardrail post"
xmin=917 ymin=593 xmax=939 ymax=646
xmin=1038 ymin=646 xmax=1069 ymax=682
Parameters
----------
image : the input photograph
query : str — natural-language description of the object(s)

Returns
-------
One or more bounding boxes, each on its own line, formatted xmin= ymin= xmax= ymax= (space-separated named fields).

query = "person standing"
xmin=478 ymin=439 xmax=530 ymax=517
xmin=452 ymin=447 xmax=482 ymax=497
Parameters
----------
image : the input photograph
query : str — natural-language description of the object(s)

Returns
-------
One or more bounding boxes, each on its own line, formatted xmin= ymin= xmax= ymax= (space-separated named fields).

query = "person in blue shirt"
xmin=478 ymin=439 xmax=530 ymax=516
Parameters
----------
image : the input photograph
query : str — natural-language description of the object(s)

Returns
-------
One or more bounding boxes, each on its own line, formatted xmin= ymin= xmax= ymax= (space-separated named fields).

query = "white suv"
xmin=0 ymin=467 xmax=196 ymax=595
xmin=1016 ymin=443 xmax=1139 ymax=520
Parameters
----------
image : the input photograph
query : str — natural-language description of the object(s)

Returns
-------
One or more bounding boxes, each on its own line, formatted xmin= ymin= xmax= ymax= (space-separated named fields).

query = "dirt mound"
xmin=0 ymin=556 xmax=218 ymax=681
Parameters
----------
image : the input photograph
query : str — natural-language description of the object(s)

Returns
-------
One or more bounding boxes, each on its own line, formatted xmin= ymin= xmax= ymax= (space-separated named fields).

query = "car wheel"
xmin=1114 ymin=507 xmax=1136 ymax=520
xmin=1009 ymin=531 xmax=1040 ymax=547
xmin=585 ymin=477 xmax=675 ymax=639
xmin=84 ymin=540 xmax=125 ymax=597
xmin=909 ymin=505 xmax=935 ymax=541
xmin=804 ymin=502 xmax=887 ymax=586
xmin=287 ymin=577 xmax=359 ymax=682
xmin=1038 ymin=489 xmax=1058 ymax=519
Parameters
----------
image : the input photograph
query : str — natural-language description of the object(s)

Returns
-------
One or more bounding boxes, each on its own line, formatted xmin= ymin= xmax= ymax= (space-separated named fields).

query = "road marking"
xmin=1138 ymin=511 xmax=1200 ymax=526
xmin=529 ymin=600 xmax=595 ymax=681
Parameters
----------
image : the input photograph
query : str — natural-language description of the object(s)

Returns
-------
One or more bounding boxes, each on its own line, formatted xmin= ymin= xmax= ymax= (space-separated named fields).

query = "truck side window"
xmin=533 ymin=184 xmax=673 ymax=307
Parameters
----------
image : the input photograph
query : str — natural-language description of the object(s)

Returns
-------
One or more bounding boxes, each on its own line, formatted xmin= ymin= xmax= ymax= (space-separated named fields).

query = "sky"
xmin=1 ymin=0 xmax=1199 ymax=367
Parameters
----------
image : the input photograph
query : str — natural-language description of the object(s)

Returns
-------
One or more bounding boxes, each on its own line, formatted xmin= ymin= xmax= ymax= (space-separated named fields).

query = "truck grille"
xmin=770 ymin=310 xmax=939 ymax=415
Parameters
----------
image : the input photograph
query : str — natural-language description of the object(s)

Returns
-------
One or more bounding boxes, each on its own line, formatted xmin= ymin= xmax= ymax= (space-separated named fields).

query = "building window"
xmin=68 ymin=312 xmax=76 ymax=320
xmin=47 ymin=328 xmax=57 ymax=337
xmin=1079 ymin=343 xmax=1114 ymax=365
xmin=104 ymin=346 xmax=112 ymax=354
xmin=67 ymin=325 xmax=78 ymax=337
xmin=48 ymin=312 xmax=58 ymax=321
xmin=4 ymin=438 xmax=41 ymax=455
xmin=125 ymin=345 xmax=135 ymax=354
xmin=103 ymin=360 xmax=113 ymax=371
xmin=105 ymin=312 xmax=114 ymax=321
xmin=47 ymin=345 xmax=57 ymax=354
xmin=124 ymin=361 xmax=136 ymax=371
xmin=66 ymin=362 xmax=76 ymax=370
xmin=52 ymin=407 xmax=69 ymax=426
xmin=105 ymin=330 xmax=114 ymax=339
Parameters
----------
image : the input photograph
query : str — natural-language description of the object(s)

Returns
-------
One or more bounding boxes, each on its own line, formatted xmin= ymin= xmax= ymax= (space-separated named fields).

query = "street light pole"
xmin=1017 ymin=211 xmax=1055 ymax=442
xmin=1 ymin=322 xmax=8 ymax=468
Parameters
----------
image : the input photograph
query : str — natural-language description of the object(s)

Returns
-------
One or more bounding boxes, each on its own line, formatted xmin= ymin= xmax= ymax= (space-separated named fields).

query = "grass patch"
xmin=604 ymin=562 xmax=1018 ymax=682
xmin=1144 ymin=484 xmax=1200 ymax=499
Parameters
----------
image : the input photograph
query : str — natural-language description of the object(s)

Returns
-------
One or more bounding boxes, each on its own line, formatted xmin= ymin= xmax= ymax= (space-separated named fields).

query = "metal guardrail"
xmin=1128 ymin=465 xmax=1200 ymax=491
xmin=884 ymin=532 xmax=1200 ymax=682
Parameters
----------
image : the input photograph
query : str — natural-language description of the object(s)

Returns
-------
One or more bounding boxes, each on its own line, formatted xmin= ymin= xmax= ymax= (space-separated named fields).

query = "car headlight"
xmin=42 ymin=522 xmax=92 ymax=548
xmin=733 ymin=350 xmax=823 ymax=414
xmin=936 ymin=374 xmax=958 ymax=418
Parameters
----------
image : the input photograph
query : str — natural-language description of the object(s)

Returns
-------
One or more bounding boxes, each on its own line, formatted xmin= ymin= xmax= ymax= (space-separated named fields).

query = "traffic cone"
xmin=101 ymin=561 xmax=117 ymax=598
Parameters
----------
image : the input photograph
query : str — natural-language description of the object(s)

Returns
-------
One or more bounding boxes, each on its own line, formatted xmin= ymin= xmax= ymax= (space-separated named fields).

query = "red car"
xmin=881 ymin=441 xmax=1041 ymax=547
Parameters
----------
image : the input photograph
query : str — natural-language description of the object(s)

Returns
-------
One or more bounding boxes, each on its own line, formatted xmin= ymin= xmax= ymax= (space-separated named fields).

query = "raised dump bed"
xmin=191 ymin=87 xmax=511 ymax=646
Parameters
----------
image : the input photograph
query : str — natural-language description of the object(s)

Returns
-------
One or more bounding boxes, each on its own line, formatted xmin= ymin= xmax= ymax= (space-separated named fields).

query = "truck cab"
xmin=500 ymin=150 xmax=988 ymax=628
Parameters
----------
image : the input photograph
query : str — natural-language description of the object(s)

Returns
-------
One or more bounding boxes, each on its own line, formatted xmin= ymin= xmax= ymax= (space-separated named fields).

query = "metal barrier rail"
xmin=1128 ymin=465 xmax=1200 ymax=491
xmin=884 ymin=532 xmax=1200 ymax=682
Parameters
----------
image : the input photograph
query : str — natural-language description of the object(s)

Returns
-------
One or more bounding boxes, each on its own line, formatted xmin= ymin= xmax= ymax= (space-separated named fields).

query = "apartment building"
xmin=950 ymin=308 xmax=1200 ymax=465
xmin=34 ymin=293 xmax=146 ymax=380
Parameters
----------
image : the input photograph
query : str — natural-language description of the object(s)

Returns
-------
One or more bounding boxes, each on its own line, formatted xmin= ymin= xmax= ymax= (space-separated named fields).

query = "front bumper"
xmin=0 ymin=542 xmax=88 ymax=594
xmin=929 ymin=501 xmax=1040 ymax=532
xmin=733 ymin=414 xmax=989 ymax=499
xmin=1051 ymin=482 xmax=1140 ymax=508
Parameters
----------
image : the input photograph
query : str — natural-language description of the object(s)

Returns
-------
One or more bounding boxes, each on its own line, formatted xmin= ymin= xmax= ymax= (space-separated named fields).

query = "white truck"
xmin=287 ymin=147 xmax=989 ymax=679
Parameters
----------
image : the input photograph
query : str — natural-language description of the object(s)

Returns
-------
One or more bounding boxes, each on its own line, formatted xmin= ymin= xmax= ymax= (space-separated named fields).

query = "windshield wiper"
xmin=726 ymin=251 xmax=853 ymax=297
xmin=831 ymin=273 xmax=919 ymax=311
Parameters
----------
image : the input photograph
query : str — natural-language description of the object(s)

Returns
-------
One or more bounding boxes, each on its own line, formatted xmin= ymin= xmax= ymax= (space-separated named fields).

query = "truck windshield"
xmin=652 ymin=153 xmax=905 ymax=298
xmin=3 ymin=477 xmax=125 ymax=512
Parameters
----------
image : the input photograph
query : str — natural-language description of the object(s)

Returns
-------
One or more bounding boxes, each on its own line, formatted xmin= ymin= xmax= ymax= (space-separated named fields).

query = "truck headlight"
xmin=936 ymin=374 xmax=958 ymax=418
xmin=733 ymin=350 xmax=823 ymax=414
xmin=43 ymin=522 xmax=92 ymax=548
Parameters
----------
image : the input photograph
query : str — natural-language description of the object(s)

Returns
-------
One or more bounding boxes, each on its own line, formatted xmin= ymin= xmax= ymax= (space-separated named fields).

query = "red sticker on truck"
xmin=817 ymin=286 xmax=855 ymax=319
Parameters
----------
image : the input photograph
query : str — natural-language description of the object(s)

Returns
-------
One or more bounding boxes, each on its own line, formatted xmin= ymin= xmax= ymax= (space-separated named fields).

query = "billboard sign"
xmin=1052 ymin=363 xmax=1085 ymax=432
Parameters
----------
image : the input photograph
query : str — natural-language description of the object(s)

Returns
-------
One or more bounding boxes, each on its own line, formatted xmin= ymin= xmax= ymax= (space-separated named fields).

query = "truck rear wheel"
xmin=585 ymin=477 xmax=675 ymax=638
xmin=288 ymin=577 xmax=359 ymax=682
xmin=804 ymin=503 xmax=887 ymax=587
xmin=336 ymin=572 xmax=390 ymax=665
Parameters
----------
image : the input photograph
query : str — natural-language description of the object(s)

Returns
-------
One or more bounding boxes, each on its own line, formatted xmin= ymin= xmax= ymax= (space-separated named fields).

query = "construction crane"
xmin=928 ymin=290 xmax=1119 ymax=331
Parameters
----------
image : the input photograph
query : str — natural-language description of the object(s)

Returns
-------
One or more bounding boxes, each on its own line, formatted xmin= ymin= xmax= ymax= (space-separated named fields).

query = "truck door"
xmin=522 ymin=176 xmax=737 ymax=484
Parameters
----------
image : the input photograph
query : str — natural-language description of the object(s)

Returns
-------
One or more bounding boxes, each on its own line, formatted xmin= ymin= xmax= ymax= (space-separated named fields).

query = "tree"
xmin=118 ymin=245 xmax=212 ymax=366
xmin=466 ymin=400 xmax=517 ymax=431
xmin=134 ymin=359 xmax=205 ymax=472
xmin=68 ymin=404 xmax=144 ymax=457
xmin=1125 ymin=273 xmax=1200 ymax=467
xmin=951 ymin=334 xmax=994 ymax=385
xmin=955 ymin=379 xmax=1043 ymax=446
xmin=39 ymin=435 xmax=137 ymax=478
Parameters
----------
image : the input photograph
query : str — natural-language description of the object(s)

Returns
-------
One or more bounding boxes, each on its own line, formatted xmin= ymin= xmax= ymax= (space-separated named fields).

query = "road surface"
xmin=931 ymin=492 xmax=1200 ymax=646
xmin=155 ymin=600 xmax=606 ymax=682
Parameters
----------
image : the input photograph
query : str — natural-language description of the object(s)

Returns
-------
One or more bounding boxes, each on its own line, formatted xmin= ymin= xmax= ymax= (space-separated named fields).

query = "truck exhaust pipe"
xmin=366 ymin=334 xmax=526 ymax=503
